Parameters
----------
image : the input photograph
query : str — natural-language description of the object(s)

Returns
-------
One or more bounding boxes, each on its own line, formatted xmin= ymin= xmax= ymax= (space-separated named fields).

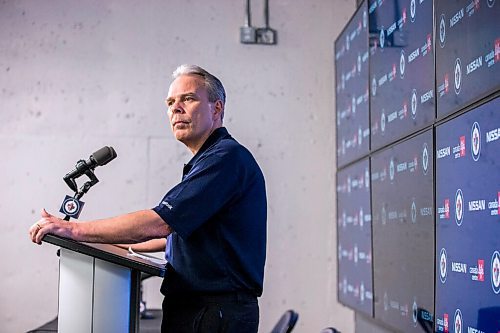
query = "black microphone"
xmin=63 ymin=146 xmax=117 ymax=192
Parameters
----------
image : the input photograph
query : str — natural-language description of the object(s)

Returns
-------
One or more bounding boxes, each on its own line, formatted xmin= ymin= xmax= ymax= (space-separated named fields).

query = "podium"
xmin=43 ymin=234 xmax=166 ymax=333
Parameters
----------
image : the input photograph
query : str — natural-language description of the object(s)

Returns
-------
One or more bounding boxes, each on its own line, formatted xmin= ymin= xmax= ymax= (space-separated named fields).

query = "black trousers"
xmin=161 ymin=292 xmax=259 ymax=333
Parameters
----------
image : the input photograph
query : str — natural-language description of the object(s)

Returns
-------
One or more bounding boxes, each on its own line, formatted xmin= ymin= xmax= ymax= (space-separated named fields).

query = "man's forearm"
xmin=74 ymin=209 xmax=172 ymax=244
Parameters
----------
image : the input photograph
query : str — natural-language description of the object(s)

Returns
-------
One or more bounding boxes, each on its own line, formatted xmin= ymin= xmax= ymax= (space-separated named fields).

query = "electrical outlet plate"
xmin=240 ymin=26 xmax=257 ymax=44
xmin=256 ymin=27 xmax=277 ymax=45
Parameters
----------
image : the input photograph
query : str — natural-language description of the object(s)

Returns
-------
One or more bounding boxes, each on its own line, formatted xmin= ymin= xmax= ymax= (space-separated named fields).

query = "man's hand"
xmin=29 ymin=209 xmax=76 ymax=245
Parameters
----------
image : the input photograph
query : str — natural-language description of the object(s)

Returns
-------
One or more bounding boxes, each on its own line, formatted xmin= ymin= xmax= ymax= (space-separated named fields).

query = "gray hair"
xmin=172 ymin=64 xmax=226 ymax=106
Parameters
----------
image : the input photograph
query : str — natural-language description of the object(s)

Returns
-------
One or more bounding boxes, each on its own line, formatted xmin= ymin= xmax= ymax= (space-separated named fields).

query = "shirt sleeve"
xmin=152 ymin=150 xmax=244 ymax=239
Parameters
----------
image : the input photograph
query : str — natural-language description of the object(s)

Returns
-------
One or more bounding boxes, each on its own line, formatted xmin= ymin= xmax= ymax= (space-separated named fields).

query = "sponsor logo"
xmin=380 ymin=27 xmax=385 ymax=49
xmin=469 ymin=259 xmax=485 ymax=282
xmin=59 ymin=195 xmax=85 ymax=219
xmin=468 ymin=199 xmax=485 ymax=211
xmin=408 ymin=47 xmax=419 ymax=63
xmin=411 ymin=200 xmax=417 ymax=223
xmin=454 ymin=309 xmax=463 ymax=333
xmin=372 ymin=77 xmax=377 ymax=96
xmin=450 ymin=8 xmax=464 ymax=28
xmin=439 ymin=14 xmax=446 ymax=48
xmin=400 ymin=50 xmax=406 ymax=78
xmin=466 ymin=56 xmax=482 ymax=75
xmin=422 ymin=143 xmax=429 ymax=174
xmin=352 ymin=96 xmax=356 ymax=114
xmin=357 ymin=53 xmax=362 ymax=73
xmin=411 ymin=89 xmax=418 ymax=119
xmin=454 ymin=58 xmax=462 ymax=95
xmin=471 ymin=122 xmax=481 ymax=161
xmin=496 ymin=38 xmax=500 ymax=63
xmin=460 ymin=136 xmax=466 ymax=157
xmin=359 ymin=207 xmax=364 ymax=228
xmin=381 ymin=112 xmax=386 ymax=133
xmin=389 ymin=159 xmax=395 ymax=181
xmin=410 ymin=0 xmax=416 ymax=22
xmin=363 ymin=10 xmax=367 ymax=28
xmin=162 ymin=201 xmax=173 ymax=210
xmin=420 ymin=89 xmax=433 ymax=104
xmin=438 ymin=199 xmax=451 ymax=219
xmin=444 ymin=313 xmax=449 ymax=333
xmin=492 ymin=251 xmax=500 ymax=294
xmin=486 ymin=127 xmax=500 ymax=142
xmin=440 ymin=248 xmax=447 ymax=283
xmin=487 ymin=0 xmax=495 ymax=8
xmin=360 ymin=282 xmax=365 ymax=302
xmin=452 ymin=261 xmax=467 ymax=273
xmin=437 ymin=146 xmax=451 ymax=159
xmin=455 ymin=189 xmax=464 ymax=226
xmin=412 ymin=299 xmax=418 ymax=327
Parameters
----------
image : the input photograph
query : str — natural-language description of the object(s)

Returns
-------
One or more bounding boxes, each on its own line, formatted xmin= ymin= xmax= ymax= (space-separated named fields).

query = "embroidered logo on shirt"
xmin=162 ymin=201 xmax=173 ymax=210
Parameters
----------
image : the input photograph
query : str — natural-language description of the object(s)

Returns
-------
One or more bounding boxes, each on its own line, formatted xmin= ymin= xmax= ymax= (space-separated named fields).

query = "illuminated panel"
xmin=435 ymin=96 xmax=500 ymax=333
xmin=435 ymin=0 xmax=500 ymax=118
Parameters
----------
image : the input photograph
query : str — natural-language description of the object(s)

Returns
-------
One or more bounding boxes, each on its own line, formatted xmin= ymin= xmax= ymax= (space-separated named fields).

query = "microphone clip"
xmin=63 ymin=159 xmax=100 ymax=194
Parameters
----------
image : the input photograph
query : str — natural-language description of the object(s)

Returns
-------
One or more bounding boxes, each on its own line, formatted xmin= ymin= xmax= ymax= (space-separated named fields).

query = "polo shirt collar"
xmin=183 ymin=127 xmax=230 ymax=176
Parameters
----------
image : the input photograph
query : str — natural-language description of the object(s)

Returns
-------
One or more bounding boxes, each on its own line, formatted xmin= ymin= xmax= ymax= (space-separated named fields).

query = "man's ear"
xmin=212 ymin=100 xmax=224 ymax=121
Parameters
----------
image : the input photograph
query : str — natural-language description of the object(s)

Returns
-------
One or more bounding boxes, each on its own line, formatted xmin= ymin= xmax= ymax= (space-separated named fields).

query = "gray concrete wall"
xmin=0 ymin=0 xmax=357 ymax=332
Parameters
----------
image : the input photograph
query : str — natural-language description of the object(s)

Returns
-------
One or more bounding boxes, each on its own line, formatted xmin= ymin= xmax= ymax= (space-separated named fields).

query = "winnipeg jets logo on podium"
xmin=59 ymin=195 xmax=85 ymax=219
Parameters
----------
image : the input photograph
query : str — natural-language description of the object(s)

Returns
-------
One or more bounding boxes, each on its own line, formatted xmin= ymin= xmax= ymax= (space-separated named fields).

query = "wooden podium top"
xmin=43 ymin=234 xmax=166 ymax=277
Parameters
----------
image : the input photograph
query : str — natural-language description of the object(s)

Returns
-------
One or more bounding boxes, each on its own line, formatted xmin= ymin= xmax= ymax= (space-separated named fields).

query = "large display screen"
xmin=435 ymin=0 xmax=500 ymax=118
xmin=369 ymin=0 xmax=435 ymax=150
xmin=335 ymin=0 xmax=370 ymax=168
xmin=336 ymin=158 xmax=373 ymax=316
xmin=371 ymin=129 xmax=434 ymax=332
xmin=435 ymin=96 xmax=500 ymax=333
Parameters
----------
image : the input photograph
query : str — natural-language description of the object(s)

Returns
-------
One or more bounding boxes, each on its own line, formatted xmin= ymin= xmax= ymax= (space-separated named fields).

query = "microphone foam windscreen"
xmin=92 ymin=146 xmax=117 ymax=166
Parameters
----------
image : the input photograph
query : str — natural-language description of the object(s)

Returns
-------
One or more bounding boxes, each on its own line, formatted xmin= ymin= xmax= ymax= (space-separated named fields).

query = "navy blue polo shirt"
xmin=152 ymin=127 xmax=267 ymax=297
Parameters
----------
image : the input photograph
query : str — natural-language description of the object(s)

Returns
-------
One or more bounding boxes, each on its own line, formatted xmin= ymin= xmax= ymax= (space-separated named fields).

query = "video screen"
xmin=435 ymin=0 xmax=500 ymax=118
xmin=336 ymin=158 xmax=373 ymax=316
xmin=369 ymin=0 xmax=435 ymax=150
xmin=335 ymin=0 xmax=370 ymax=168
xmin=371 ymin=129 xmax=434 ymax=332
xmin=435 ymin=96 xmax=500 ymax=333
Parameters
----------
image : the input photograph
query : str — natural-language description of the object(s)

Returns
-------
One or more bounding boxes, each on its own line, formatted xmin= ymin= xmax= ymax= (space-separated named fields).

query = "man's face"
xmin=165 ymin=74 xmax=221 ymax=152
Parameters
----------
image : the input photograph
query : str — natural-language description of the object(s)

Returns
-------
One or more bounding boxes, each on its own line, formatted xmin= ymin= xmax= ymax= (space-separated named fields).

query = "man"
xmin=29 ymin=64 xmax=267 ymax=333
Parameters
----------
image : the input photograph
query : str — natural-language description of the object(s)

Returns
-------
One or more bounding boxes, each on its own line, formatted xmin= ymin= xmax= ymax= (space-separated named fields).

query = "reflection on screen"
xmin=369 ymin=0 xmax=434 ymax=150
xmin=337 ymin=158 xmax=373 ymax=316
xmin=335 ymin=0 xmax=370 ymax=167
xmin=371 ymin=129 xmax=434 ymax=332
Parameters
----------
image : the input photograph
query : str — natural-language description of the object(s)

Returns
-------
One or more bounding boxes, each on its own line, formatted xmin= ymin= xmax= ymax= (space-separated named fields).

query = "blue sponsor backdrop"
xmin=369 ymin=0 xmax=435 ymax=150
xmin=336 ymin=158 xmax=373 ymax=316
xmin=335 ymin=1 xmax=370 ymax=168
xmin=435 ymin=96 xmax=500 ymax=333
xmin=435 ymin=0 xmax=500 ymax=118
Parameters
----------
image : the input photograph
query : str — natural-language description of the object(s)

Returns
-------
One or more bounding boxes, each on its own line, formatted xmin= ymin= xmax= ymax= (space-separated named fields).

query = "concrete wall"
xmin=0 ymin=0 xmax=357 ymax=332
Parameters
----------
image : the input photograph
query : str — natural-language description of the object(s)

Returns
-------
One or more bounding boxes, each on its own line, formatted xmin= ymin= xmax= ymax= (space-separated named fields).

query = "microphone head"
xmin=91 ymin=146 xmax=117 ymax=166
